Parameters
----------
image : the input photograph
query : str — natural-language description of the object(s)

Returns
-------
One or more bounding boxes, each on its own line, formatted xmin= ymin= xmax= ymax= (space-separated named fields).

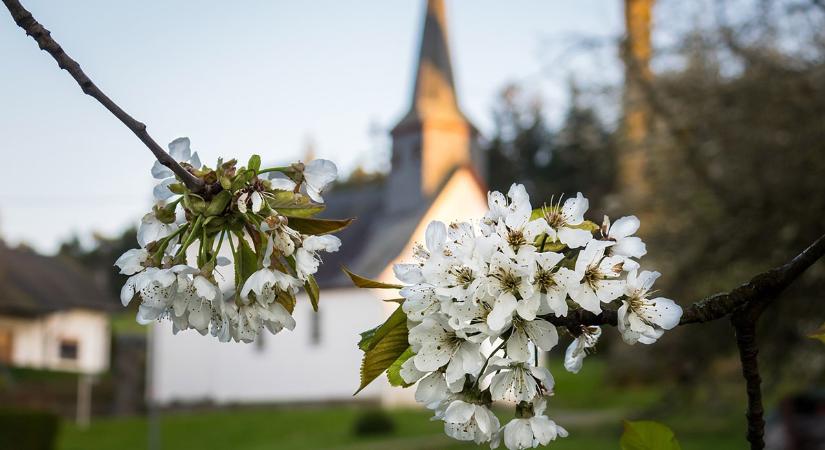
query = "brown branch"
xmin=732 ymin=306 xmax=766 ymax=450
xmin=542 ymin=232 xmax=825 ymax=329
xmin=2 ymin=0 xmax=214 ymax=196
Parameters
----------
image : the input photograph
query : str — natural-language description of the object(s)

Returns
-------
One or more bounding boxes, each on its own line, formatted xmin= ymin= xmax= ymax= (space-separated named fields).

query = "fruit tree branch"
xmin=2 ymin=0 xmax=213 ymax=195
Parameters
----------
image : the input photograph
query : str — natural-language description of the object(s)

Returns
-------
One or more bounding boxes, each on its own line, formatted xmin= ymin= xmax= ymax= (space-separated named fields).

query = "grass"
xmin=58 ymin=357 xmax=746 ymax=450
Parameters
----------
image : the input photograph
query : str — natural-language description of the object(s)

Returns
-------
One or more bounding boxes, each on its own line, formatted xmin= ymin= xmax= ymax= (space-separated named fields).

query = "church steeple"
xmin=386 ymin=0 xmax=478 ymax=212
xmin=393 ymin=0 xmax=466 ymax=133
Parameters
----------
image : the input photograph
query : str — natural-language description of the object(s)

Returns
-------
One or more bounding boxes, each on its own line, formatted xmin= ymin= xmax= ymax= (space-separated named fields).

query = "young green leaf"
xmin=343 ymin=266 xmax=403 ymax=290
xmin=287 ymin=217 xmax=354 ymax=235
xmin=620 ymin=420 xmax=682 ymax=450
xmin=266 ymin=191 xmax=325 ymax=218
xmin=386 ymin=347 xmax=414 ymax=387
xmin=248 ymin=154 xmax=261 ymax=173
xmin=305 ymin=274 xmax=320 ymax=312
xmin=205 ymin=190 xmax=232 ymax=217
xmin=234 ymin=236 xmax=258 ymax=288
xmin=356 ymin=306 xmax=409 ymax=394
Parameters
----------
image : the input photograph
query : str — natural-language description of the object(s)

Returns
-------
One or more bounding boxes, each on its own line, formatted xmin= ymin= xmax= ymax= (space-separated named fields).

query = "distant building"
xmin=0 ymin=244 xmax=113 ymax=374
xmin=151 ymin=0 xmax=489 ymax=406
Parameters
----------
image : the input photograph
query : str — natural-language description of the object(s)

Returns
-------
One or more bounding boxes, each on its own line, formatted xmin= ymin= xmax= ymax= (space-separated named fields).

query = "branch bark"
xmin=2 ymin=0 xmax=214 ymax=196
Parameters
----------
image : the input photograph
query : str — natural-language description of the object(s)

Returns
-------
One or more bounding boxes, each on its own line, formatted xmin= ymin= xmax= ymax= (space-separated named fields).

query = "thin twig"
xmin=2 ymin=0 xmax=215 ymax=196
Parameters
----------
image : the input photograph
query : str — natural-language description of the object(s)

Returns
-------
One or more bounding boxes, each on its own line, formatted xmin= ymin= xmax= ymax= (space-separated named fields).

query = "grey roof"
xmin=0 ymin=244 xmax=116 ymax=316
xmin=314 ymin=180 xmax=433 ymax=289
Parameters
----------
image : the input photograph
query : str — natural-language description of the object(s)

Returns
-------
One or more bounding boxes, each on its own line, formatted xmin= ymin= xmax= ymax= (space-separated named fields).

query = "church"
xmin=150 ymin=0 xmax=490 ymax=406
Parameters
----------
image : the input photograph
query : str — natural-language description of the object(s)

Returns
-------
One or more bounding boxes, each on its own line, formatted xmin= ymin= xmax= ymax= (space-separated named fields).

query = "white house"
xmin=150 ymin=0 xmax=490 ymax=406
xmin=0 ymin=244 xmax=113 ymax=375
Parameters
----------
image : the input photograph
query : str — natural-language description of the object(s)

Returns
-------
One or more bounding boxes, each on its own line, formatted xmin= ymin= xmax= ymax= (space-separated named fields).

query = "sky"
xmin=0 ymin=0 xmax=625 ymax=254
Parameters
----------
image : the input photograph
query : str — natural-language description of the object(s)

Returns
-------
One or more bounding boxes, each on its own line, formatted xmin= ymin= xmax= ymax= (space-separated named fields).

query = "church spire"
xmin=385 ymin=0 xmax=479 ymax=212
xmin=392 ymin=0 xmax=466 ymax=133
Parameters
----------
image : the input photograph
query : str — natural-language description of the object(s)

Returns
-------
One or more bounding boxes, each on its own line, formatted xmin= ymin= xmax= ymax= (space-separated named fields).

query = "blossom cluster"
xmin=115 ymin=137 xmax=346 ymax=342
xmin=357 ymin=184 xmax=682 ymax=449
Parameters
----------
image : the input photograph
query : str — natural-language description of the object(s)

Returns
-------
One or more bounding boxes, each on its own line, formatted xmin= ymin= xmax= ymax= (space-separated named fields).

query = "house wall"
xmin=151 ymin=288 xmax=387 ymax=405
xmin=0 ymin=309 xmax=110 ymax=374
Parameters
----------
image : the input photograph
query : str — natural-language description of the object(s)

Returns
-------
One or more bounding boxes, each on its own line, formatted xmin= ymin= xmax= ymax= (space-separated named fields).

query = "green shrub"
xmin=352 ymin=409 xmax=396 ymax=436
xmin=0 ymin=409 xmax=60 ymax=450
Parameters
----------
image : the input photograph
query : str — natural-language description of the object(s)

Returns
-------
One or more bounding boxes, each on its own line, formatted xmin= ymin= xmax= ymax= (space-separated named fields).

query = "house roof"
xmin=0 ymin=244 xmax=115 ymax=317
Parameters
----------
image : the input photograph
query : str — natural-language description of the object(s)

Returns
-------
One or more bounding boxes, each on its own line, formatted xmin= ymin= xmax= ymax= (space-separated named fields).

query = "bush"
xmin=0 ymin=409 xmax=60 ymax=450
xmin=352 ymin=409 xmax=396 ymax=436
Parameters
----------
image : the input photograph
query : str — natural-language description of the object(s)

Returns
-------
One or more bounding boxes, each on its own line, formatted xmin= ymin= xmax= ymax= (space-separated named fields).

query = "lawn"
xmin=59 ymin=358 xmax=746 ymax=449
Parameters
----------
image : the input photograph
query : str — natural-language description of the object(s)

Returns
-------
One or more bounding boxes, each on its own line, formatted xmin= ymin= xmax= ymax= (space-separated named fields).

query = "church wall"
xmin=151 ymin=288 xmax=387 ymax=405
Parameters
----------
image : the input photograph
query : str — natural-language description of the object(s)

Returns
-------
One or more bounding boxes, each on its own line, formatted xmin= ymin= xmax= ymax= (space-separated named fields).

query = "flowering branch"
xmin=540 ymin=232 xmax=825 ymax=330
xmin=2 ymin=0 xmax=213 ymax=196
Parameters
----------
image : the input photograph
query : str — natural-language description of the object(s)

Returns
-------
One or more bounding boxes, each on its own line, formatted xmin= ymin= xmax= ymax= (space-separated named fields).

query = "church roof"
xmin=313 ymin=178 xmax=434 ymax=289
xmin=391 ymin=0 xmax=474 ymax=134
xmin=0 ymin=244 xmax=115 ymax=317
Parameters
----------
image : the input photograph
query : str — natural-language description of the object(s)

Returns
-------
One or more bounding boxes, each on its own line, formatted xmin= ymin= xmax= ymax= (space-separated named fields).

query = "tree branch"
xmin=732 ymin=306 xmax=766 ymax=450
xmin=2 ymin=0 xmax=213 ymax=195
xmin=542 ymin=232 xmax=825 ymax=329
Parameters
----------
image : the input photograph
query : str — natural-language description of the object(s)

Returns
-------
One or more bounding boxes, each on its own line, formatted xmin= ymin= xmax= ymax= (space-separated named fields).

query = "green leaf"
xmin=168 ymin=183 xmax=186 ymax=195
xmin=620 ymin=420 xmax=682 ymax=450
xmin=530 ymin=207 xmax=545 ymax=221
xmin=386 ymin=347 xmax=414 ymax=387
xmin=343 ymin=266 xmax=403 ymax=290
xmin=356 ymin=305 xmax=409 ymax=394
xmin=808 ymin=323 xmax=825 ymax=344
xmin=287 ymin=217 xmax=354 ymax=235
xmin=572 ymin=220 xmax=600 ymax=232
xmin=205 ymin=190 xmax=232 ymax=217
xmin=266 ymin=191 xmax=325 ymax=218
xmin=234 ymin=237 xmax=259 ymax=288
xmin=305 ymin=274 xmax=320 ymax=312
xmin=248 ymin=154 xmax=261 ymax=173
xmin=358 ymin=307 xmax=407 ymax=352
xmin=183 ymin=193 xmax=207 ymax=215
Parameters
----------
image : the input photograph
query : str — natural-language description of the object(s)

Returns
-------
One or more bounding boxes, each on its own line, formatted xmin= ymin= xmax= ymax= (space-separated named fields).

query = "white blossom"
xmin=617 ymin=270 xmax=682 ymax=344
xmin=564 ymin=326 xmax=602 ymax=374
xmin=114 ymin=248 xmax=149 ymax=275
xmin=503 ymin=398 xmax=568 ymax=450
xmin=151 ymin=137 xmax=201 ymax=201
xmin=568 ymin=240 xmax=626 ymax=314
xmin=442 ymin=400 xmax=500 ymax=444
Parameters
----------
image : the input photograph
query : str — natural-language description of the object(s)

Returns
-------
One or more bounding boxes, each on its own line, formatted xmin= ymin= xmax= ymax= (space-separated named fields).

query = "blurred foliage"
xmin=639 ymin=0 xmax=825 ymax=391
xmin=485 ymin=0 xmax=825 ymax=400
xmin=620 ymin=420 xmax=681 ymax=450
xmin=484 ymin=83 xmax=616 ymax=215
xmin=352 ymin=409 xmax=396 ymax=436
xmin=0 ymin=408 xmax=60 ymax=450
xmin=58 ymin=228 xmax=136 ymax=305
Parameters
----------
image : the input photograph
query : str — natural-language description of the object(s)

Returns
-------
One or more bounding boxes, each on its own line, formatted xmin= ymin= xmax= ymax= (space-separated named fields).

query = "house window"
xmin=0 ymin=330 xmax=12 ymax=364
xmin=59 ymin=339 xmax=79 ymax=360
xmin=310 ymin=310 xmax=321 ymax=346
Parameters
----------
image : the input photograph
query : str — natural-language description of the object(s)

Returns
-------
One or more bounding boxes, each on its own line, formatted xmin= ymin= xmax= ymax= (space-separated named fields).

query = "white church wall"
xmin=151 ymin=288 xmax=387 ymax=405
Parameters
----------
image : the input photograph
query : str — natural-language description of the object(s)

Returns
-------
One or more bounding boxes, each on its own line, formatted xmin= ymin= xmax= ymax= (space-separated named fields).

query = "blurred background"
xmin=1 ymin=0 xmax=825 ymax=449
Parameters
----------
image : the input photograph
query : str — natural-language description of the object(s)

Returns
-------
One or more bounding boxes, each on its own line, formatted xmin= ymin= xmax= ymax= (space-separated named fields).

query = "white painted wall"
xmin=151 ymin=288 xmax=387 ymax=405
xmin=0 ymin=309 xmax=110 ymax=374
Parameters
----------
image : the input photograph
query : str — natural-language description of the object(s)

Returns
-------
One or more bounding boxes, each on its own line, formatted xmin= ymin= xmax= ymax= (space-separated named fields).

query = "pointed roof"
xmin=392 ymin=0 xmax=471 ymax=134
